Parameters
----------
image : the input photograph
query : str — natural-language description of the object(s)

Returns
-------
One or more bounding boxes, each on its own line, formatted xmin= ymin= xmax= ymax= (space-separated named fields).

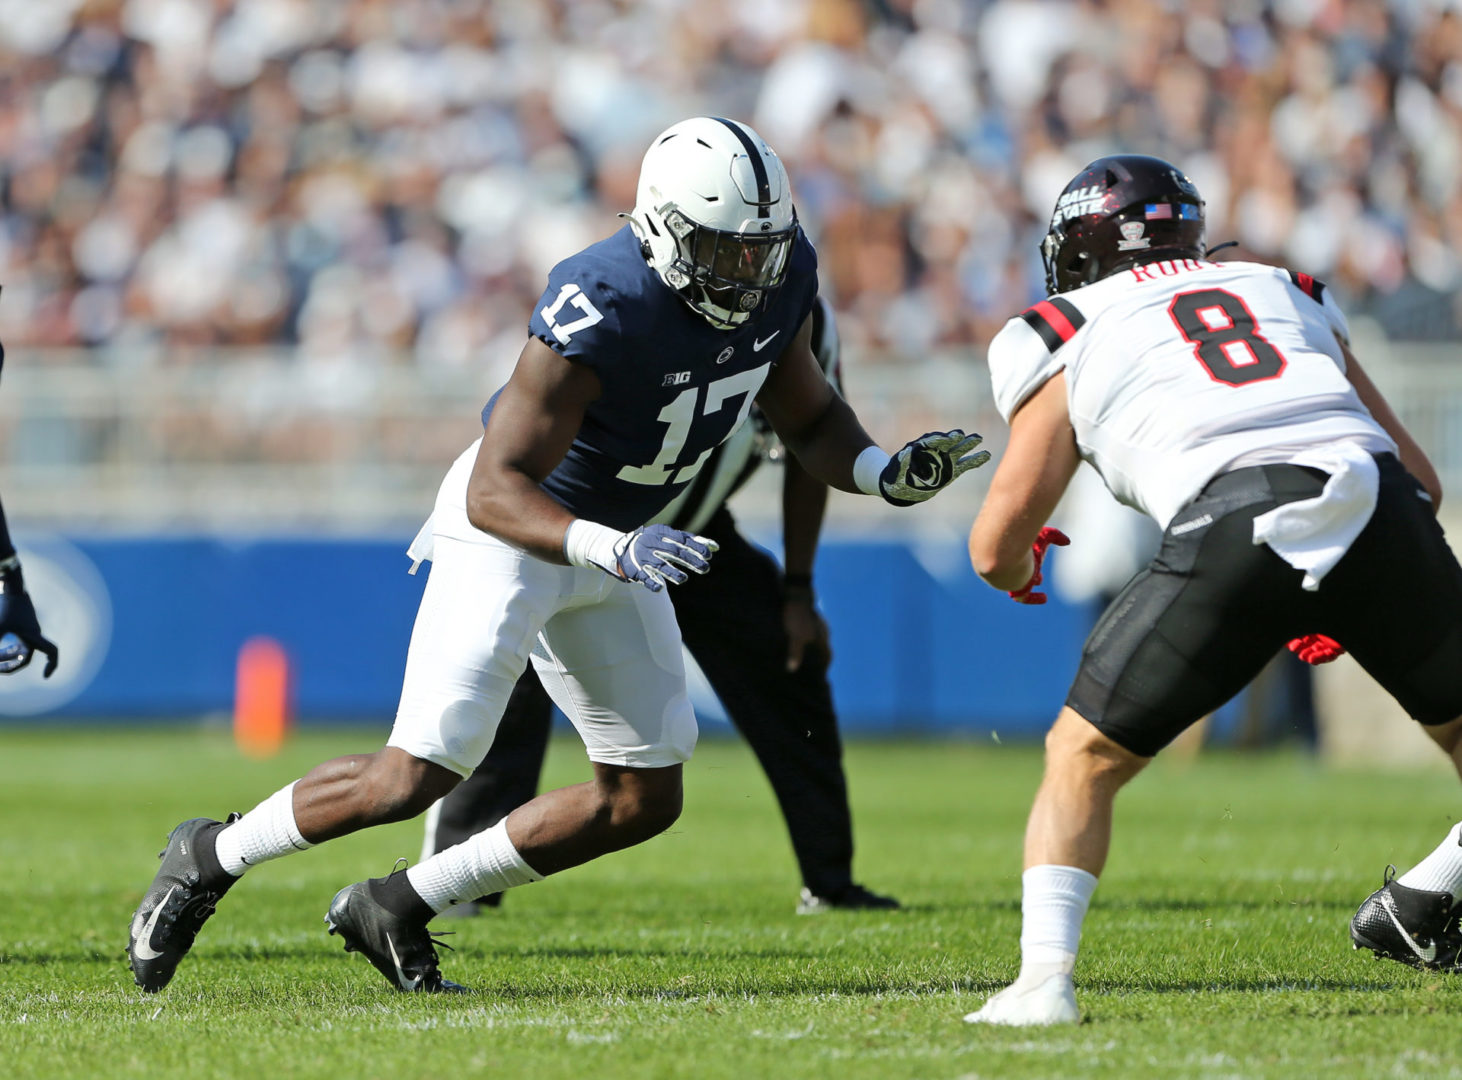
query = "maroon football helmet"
xmin=1041 ymin=154 xmax=1206 ymax=295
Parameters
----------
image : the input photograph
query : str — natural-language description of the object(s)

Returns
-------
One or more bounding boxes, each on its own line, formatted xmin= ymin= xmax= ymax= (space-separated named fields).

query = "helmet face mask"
xmin=1041 ymin=154 xmax=1206 ymax=295
xmin=630 ymin=117 xmax=798 ymax=329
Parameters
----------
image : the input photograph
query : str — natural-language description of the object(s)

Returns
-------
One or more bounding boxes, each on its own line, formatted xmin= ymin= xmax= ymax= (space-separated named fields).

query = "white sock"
xmin=1017 ymin=864 xmax=1099 ymax=981
xmin=214 ymin=782 xmax=313 ymax=877
xmin=1396 ymin=822 xmax=1462 ymax=896
xmin=406 ymin=818 xmax=544 ymax=912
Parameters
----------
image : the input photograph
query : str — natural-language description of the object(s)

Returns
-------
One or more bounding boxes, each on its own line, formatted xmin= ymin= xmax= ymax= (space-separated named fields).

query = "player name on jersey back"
xmin=987 ymin=258 xmax=1395 ymax=527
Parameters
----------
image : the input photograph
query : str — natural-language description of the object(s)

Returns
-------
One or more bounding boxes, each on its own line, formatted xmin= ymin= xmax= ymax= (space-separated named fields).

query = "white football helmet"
xmin=628 ymin=117 xmax=798 ymax=329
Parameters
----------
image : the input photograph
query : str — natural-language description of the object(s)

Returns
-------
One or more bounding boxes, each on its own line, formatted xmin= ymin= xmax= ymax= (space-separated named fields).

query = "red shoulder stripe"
xmin=1287 ymin=269 xmax=1326 ymax=303
xmin=1019 ymin=297 xmax=1086 ymax=353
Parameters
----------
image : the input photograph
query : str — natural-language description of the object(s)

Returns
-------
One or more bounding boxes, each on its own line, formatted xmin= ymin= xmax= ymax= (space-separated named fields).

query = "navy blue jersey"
xmin=484 ymin=224 xmax=818 ymax=530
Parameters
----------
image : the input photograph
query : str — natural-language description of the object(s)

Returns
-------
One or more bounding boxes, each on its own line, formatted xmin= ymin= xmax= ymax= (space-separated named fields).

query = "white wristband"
xmin=852 ymin=445 xmax=891 ymax=496
xmin=562 ymin=519 xmax=625 ymax=575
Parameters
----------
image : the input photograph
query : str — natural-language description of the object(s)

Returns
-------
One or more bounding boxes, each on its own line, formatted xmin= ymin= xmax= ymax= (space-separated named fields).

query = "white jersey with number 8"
xmin=987 ymin=258 xmax=1396 ymax=528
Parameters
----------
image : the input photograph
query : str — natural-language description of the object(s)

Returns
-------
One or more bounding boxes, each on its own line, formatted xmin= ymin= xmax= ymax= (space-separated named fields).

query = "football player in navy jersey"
xmin=421 ymin=295 xmax=901 ymax=917
xmin=128 ymin=117 xmax=988 ymax=994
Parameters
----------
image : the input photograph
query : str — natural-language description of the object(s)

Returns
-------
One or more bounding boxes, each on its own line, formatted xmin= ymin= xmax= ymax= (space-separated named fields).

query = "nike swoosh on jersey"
xmin=132 ymin=885 xmax=179 ymax=961
xmin=752 ymin=331 xmax=781 ymax=352
xmin=387 ymin=933 xmax=424 ymax=991
xmin=1381 ymin=895 xmax=1439 ymax=963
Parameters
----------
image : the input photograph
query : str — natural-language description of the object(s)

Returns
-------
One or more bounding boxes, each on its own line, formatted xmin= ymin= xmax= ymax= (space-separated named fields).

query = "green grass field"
xmin=3 ymin=728 xmax=1461 ymax=1080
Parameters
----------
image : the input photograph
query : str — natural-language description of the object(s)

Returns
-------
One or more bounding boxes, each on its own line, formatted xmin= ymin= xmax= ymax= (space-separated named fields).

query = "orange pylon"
xmin=234 ymin=636 xmax=292 ymax=758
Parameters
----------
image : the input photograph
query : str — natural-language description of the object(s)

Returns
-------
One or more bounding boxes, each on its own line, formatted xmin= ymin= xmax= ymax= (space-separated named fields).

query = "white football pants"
xmin=387 ymin=442 xmax=698 ymax=777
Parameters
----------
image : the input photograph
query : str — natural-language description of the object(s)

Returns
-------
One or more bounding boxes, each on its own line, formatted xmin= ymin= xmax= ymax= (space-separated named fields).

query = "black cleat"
xmin=1351 ymin=866 xmax=1462 ymax=971
xmin=796 ymin=883 xmax=902 ymax=915
xmin=326 ymin=880 xmax=468 ymax=993
xmin=128 ymin=815 xmax=239 ymax=992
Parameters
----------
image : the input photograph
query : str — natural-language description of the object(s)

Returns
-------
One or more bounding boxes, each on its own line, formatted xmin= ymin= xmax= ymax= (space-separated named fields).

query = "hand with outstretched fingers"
xmin=879 ymin=430 xmax=991 ymax=506
xmin=612 ymin=524 xmax=719 ymax=593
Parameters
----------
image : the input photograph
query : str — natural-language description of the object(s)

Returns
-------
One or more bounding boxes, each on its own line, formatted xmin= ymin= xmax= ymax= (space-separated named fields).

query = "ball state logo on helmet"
xmin=1040 ymin=154 xmax=1206 ymax=295
xmin=1051 ymin=184 xmax=1108 ymax=226
xmin=628 ymin=117 xmax=798 ymax=330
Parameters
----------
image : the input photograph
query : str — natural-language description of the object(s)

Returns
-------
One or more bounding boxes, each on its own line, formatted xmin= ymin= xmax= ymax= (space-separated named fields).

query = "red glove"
xmin=1287 ymin=633 xmax=1345 ymax=665
xmin=1008 ymin=527 xmax=1071 ymax=606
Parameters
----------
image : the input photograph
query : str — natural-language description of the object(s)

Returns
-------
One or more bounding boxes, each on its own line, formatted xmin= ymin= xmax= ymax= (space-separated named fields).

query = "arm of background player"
xmin=780 ymin=447 xmax=831 ymax=672
xmin=1339 ymin=338 xmax=1442 ymax=511
xmin=0 ymin=491 xmax=60 ymax=676
xmin=0 ymin=491 xmax=15 ymax=564
xmin=465 ymin=335 xmax=604 ymax=563
xmin=968 ymin=372 xmax=1082 ymax=591
xmin=756 ymin=314 xmax=878 ymax=493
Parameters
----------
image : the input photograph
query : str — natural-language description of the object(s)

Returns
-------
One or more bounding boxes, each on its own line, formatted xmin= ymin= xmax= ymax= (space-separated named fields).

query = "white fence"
xmin=0 ymin=330 xmax=1456 ymax=534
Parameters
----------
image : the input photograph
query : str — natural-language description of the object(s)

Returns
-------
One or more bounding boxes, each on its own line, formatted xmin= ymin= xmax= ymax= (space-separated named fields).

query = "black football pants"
xmin=424 ymin=507 xmax=859 ymax=897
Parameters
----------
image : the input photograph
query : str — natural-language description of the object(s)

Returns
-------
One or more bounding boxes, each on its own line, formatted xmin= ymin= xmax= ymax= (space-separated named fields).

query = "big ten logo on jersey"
xmin=1052 ymin=185 xmax=1106 ymax=224
xmin=663 ymin=371 xmax=692 ymax=387
xmin=540 ymin=283 xmax=603 ymax=344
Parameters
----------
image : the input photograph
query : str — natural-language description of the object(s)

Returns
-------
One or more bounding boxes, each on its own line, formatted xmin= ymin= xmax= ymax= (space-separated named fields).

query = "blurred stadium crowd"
xmin=1 ymin=0 xmax=1460 ymax=379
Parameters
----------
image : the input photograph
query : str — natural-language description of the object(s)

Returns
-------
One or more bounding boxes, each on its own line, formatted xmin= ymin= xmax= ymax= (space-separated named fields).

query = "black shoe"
xmin=326 ymin=879 xmax=468 ymax=993
xmin=796 ymin=883 xmax=902 ymax=915
xmin=127 ymin=815 xmax=239 ymax=992
xmin=1351 ymin=866 xmax=1462 ymax=971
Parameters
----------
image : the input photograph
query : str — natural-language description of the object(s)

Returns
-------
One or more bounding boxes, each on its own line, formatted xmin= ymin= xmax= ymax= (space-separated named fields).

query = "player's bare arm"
xmin=1339 ymin=339 xmax=1442 ymax=509
xmin=759 ymin=313 xmax=991 ymax=504
xmin=968 ymin=372 xmax=1082 ymax=591
xmin=756 ymin=313 xmax=872 ymax=493
xmin=465 ymin=336 xmax=603 ymax=563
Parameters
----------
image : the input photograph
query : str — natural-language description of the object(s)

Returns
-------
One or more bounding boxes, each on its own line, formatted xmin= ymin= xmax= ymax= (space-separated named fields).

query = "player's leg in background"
xmin=1321 ymin=455 xmax=1462 ymax=968
xmin=672 ymin=513 xmax=893 ymax=911
xmin=421 ymin=671 xmax=553 ymax=911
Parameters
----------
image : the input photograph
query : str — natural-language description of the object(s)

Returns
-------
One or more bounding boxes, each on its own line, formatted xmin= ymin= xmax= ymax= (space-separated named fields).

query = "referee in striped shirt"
xmin=422 ymin=295 xmax=899 ymax=915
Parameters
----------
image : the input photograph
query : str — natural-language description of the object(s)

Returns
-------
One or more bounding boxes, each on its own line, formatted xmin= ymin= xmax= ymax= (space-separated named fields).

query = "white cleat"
xmin=964 ymin=973 xmax=1079 ymax=1027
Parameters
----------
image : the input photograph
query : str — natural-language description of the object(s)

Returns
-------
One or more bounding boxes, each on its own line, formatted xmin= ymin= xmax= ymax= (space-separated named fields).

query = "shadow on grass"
xmin=898 ymin=895 xmax=1357 ymax=917
xmin=1093 ymin=896 xmax=1358 ymax=913
xmin=3 ymin=954 xmax=1430 ymax=1009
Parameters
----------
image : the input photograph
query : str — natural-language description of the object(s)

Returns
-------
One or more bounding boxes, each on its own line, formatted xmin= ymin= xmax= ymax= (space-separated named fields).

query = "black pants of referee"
xmin=424 ymin=506 xmax=860 ymax=898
